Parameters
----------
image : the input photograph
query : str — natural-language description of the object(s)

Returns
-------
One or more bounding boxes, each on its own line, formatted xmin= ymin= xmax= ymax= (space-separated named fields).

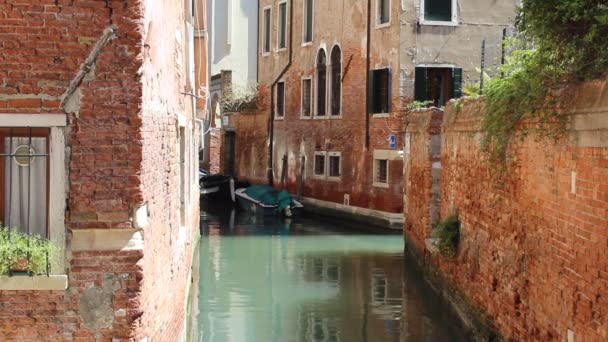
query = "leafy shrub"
xmin=222 ymin=83 xmax=259 ymax=113
xmin=481 ymin=1 xmax=608 ymax=164
xmin=0 ymin=228 xmax=56 ymax=275
xmin=434 ymin=214 xmax=460 ymax=257
xmin=405 ymin=100 xmax=433 ymax=111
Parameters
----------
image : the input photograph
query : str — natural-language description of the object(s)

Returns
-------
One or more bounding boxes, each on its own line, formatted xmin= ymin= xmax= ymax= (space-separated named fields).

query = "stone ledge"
xmin=302 ymin=197 xmax=404 ymax=230
xmin=0 ymin=275 xmax=68 ymax=291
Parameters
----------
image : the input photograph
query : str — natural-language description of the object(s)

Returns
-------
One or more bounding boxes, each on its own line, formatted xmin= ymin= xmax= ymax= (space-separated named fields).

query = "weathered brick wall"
xmin=404 ymin=81 xmax=608 ymax=341
xmin=234 ymin=109 xmax=269 ymax=184
xmin=0 ymin=0 xmax=201 ymax=340
xmin=138 ymin=0 xmax=200 ymax=339
xmin=403 ymin=108 xmax=444 ymax=247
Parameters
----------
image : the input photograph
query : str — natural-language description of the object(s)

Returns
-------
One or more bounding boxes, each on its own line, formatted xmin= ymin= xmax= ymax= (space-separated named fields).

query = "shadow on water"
xmin=190 ymin=200 xmax=467 ymax=342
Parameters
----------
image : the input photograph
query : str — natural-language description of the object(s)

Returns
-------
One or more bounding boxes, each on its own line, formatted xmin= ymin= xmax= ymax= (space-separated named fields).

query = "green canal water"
xmin=190 ymin=204 xmax=467 ymax=342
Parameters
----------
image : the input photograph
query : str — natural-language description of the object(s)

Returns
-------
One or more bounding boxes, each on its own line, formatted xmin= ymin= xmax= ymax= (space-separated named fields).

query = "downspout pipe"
xmin=364 ymin=0 xmax=371 ymax=148
xmin=267 ymin=0 xmax=293 ymax=186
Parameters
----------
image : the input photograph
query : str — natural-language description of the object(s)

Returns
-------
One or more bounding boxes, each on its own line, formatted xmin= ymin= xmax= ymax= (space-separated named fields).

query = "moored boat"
xmin=235 ymin=185 xmax=303 ymax=217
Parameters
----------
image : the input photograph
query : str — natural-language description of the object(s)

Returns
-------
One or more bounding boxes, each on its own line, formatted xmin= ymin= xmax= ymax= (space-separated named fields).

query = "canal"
xmin=190 ymin=202 xmax=468 ymax=342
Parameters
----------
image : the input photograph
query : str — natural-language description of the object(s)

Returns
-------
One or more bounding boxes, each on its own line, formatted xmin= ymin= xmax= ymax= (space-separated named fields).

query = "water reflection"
xmin=193 ymin=204 xmax=466 ymax=342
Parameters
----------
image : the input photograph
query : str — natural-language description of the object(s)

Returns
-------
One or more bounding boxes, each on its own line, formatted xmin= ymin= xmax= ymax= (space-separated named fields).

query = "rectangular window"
xmin=276 ymin=81 xmax=285 ymax=118
xmin=301 ymin=78 xmax=312 ymax=117
xmin=303 ymin=0 xmax=313 ymax=43
xmin=0 ymin=128 xmax=49 ymax=237
xmin=328 ymin=153 xmax=341 ymax=178
xmin=374 ymin=159 xmax=388 ymax=184
xmin=278 ymin=1 xmax=287 ymax=50
xmin=414 ymin=67 xmax=462 ymax=107
xmin=313 ymin=152 xmax=326 ymax=176
xmin=378 ymin=0 xmax=390 ymax=25
xmin=263 ymin=7 xmax=271 ymax=54
xmin=179 ymin=126 xmax=186 ymax=224
xmin=369 ymin=68 xmax=390 ymax=114
xmin=424 ymin=0 xmax=453 ymax=22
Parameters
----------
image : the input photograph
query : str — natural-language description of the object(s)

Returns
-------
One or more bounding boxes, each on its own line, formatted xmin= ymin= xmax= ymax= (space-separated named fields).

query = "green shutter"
xmin=452 ymin=67 xmax=463 ymax=99
xmin=414 ymin=67 xmax=428 ymax=102
xmin=425 ymin=0 xmax=452 ymax=21
xmin=368 ymin=70 xmax=375 ymax=113
xmin=386 ymin=69 xmax=392 ymax=112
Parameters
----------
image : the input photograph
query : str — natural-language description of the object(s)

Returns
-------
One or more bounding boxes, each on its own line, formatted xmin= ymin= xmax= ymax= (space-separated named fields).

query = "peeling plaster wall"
xmin=400 ymin=0 xmax=518 ymax=100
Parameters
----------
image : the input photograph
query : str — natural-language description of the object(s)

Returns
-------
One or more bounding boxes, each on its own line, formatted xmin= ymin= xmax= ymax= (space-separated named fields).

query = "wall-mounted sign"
xmin=388 ymin=135 xmax=396 ymax=149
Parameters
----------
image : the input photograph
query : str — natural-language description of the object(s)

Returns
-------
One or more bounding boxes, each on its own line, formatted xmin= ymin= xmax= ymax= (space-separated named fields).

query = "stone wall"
xmin=403 ymin=81 xmax=608 ymax=341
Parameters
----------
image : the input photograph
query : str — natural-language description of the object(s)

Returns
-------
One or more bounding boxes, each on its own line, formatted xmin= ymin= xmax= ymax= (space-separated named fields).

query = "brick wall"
xmin=0 ymin=0 xmax=201 ymax=340
xmin=404 ymin=81 xmax=608 ymax=341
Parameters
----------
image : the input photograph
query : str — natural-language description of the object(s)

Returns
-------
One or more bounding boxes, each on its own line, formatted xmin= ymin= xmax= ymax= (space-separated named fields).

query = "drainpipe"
xmin=267 ymin=0 xmax=293 ymax=186
xmin=364 ymin=0 xmax=371 ymax=149
xmin=256 ymin=0 xmax=260 ymax=84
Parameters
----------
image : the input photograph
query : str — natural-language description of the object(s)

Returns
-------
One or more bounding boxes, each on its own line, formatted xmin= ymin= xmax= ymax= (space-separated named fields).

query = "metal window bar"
xmin=0 ymin=127 xmax=50 ymax=276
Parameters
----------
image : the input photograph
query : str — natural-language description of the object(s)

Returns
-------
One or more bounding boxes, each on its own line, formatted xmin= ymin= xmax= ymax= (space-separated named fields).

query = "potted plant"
xmin=0 ymin=227 xmax=56 ymax=276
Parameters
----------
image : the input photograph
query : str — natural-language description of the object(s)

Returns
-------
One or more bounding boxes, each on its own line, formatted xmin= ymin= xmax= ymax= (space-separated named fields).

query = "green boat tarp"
xmin=243 ymin=185 xmax=293 ymax=212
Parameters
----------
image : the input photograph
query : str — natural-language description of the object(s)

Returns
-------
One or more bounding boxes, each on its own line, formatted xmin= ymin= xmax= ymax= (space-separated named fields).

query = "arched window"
xmin=316 ymin=49 xmax=327 ymax=116
xmin=330 ymin=46 xmax=341 ymax=116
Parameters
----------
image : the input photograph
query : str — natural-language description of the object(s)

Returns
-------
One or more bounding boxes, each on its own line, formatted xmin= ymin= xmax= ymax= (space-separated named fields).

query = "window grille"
xmin=316 ymin=50 xmax=327 ymax=116
xmin=328 ymin=155 xmax=340 ymax=177
xmin=0 ymin=127 xmax=50 ymax=276
xmin=374 ymin=159 xmax=388 ymax=184
xmin=278 ymin=2 xmax=287 ymax=49
xmin=330 ymin=46 xmax=342 ymax=116
xmin=276 ymin=82 xmax=285 ymax=117
xmin=314 ymin=154 xmax=325 ymax=176
xmin=301 ymin=79 xmax=312 ymax=117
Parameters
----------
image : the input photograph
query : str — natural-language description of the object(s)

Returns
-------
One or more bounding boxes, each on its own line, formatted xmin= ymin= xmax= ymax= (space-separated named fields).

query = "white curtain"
xmin=4 ymin=137 xmax=47 ymax=237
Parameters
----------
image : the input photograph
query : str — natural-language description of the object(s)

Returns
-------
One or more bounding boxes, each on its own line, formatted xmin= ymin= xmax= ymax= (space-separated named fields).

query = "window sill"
xmin=0 ymin=275 xmax=68 ymax=291
xmin=313 ymin=174 xmax=325 ymax=179
xmin=301 ymin=41 xmax=313 ymax=47
xmin=277 ymin=47 xmax=287 ymax=53
xmin=372 ymin=113 xmax=390 ymax=118
xmin=327 ymin=176 xmax=341 ymax=181
xmin=373 ymin=182 xmax=389 ymax=188
xmin=313 ymin=115 xmax=328 ymax=120
xmin=300 ymin=115 xmax=313 ymax=120
xmin=274 ymin=116 xmax=285 ymax=121
xmin=419 ymin=20 xmax=458 ymax=27
xmin=375 ymin=22 xmax=391 ymax=29
xmin=329 ymin=115 xmax=342 ymax=120
xmin=262 ymin=52 xmax=271 ymax=57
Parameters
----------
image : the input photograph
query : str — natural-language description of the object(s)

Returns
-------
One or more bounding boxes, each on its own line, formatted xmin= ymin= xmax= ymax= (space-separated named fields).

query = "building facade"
xmin=203 ymin=0 xmax=258 ymax=174
xmin=0 ymin=0 xmax=206 ymax=340
xmin=240 ymin=0 xmax=516 ymax=228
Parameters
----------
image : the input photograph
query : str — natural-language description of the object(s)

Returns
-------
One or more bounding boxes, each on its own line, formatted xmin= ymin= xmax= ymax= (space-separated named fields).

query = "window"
xmin=262 ymin=7 xmax=271 ymax=54
xmin=1 ymin=128 xmax=49 ymax=237
xmin=369 ymin=68 xmax=391 ymax=114
xmin=316 ymin=49 xmax=327 ymax=117
xmin=0 ymin=115 xmax=68 ymax=284
xmin=277 ymin=1 xmax=287 ymax=50
xmin=330 ymin=46 xmax=341 ymax=116
xmin=313 ymin=152 xmax=326 ymax=177
xmin=378 ymin=0 xmax=390 ymax=25
xmin=276 ymin=81 xmax=285 ymax=118
xmin=328 ymin=152 xmax=341 ymax=178
xmin=374 ymin=159 xmax=388 ymax=185
xmin=423 ymin=0 xmax=455 ymax=22
xmin=179 ymin=126 xmax=186 ymax=224
xmin=303 ymin=0 xmax=313 ymax=43
xmin=414 ymin=67 xmax=462 ymax=107
xmin=301 ymin=78 xmax=312 ymax=117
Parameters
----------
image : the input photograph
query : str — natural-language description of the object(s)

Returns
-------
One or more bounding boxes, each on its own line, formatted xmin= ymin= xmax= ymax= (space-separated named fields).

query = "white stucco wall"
xmin=208 ymin=0 xmax=258 ymax=86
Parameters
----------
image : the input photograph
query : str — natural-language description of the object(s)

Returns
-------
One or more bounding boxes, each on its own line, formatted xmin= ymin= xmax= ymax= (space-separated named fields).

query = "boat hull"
xmin=235 ymin=189 xmax=303 ymax=217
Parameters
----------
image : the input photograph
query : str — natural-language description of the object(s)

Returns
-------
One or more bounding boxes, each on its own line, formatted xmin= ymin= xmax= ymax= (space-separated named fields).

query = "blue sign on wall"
xmin=388 ymin=135 xmax=396 ymax=149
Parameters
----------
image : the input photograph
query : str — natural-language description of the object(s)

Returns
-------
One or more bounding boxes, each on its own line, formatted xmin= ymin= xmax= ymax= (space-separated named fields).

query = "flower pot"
xmin=10 ymin=257 xmax=28 ymax=273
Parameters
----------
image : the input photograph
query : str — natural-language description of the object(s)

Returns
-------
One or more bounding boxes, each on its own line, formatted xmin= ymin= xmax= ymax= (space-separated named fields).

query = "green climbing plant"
xmin=481 ymin=1 xmax=608 ymax=164
xmin=433 ymin=214 xmax=460 ymax=258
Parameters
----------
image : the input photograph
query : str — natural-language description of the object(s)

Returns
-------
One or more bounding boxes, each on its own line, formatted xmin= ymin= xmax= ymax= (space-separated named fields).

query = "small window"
xmin=328 ymin=153 xmax=341 ymax=178
xmin=330 ymin=46 xmax=341 ymax=116
xmin=263 ymin=7 xmax=271 ymax=54
xmin=369 ymin=68 xmax=390 ymax=114
xmin=301 ymin=78 xmax=312 ymax=117
xmin=277 ymin=1 xmax=287 ymax=50
xmin=378 ymin=0 xmax=390 ymax=25
xmin=313 ymin=152 xmax=326 ymax=176
xmin=316 ymin=49 xmax=327 ymax=116
xmin=276 ymin=81 xmax=285 ymax=118
xmin=414 ymin=67 xmax=462 ymax=107
xmin=303 ymin=0 xmax=313 ymax=43
xmin=424 ymin=0 xmax=453 ymax=22
xmin=374 ymin=159 xmax=388 ymax=184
